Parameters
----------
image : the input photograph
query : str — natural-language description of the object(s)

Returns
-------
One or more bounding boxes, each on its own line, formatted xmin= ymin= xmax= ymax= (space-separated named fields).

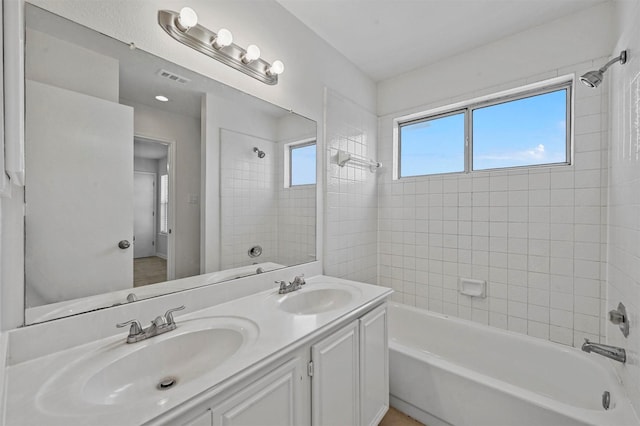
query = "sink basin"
xmin=36 ymin=316 xmax=259 ymax=411
xmin=278 ymin=287 xmax=356 ymax=315
xmin=83 ymin=327 xmax=243 ymax=405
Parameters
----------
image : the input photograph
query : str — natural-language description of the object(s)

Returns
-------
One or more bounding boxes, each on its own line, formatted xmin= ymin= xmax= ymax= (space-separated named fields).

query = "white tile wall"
xmin=277 ymin=181 xmax=316 ymax=266
xmin=378 ymin=63 xmax=609 ymax=346
xmin=220 ymin=131 xmax=279 ymax=269
xmin=608 ymin=1 xmax=640 ymax=413
xmin=324 ymin=89 xmax=378 ymax=283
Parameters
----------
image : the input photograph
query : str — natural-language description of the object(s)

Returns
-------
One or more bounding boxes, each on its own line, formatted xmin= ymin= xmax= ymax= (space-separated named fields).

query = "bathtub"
xmin=388 ymin=303 xmax=639 ymax=426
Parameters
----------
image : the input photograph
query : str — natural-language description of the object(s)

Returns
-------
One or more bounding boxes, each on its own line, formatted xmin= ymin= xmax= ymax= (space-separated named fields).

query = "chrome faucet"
xmin=277 ymin=274 xmax=306 ymax=294
xmin=581 ymin=339 xmax=626 ymax=363
xmin=117 ymin=305 xmax=185 ymax=344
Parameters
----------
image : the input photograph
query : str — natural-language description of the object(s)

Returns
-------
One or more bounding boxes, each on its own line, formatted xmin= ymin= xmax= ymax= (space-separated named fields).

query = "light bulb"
xmin=242 ymin=44 xmax=261 ymax=63
xmin=155 ymin=95 xmax=169 ymax=102
xmin=177 ymin=7 xmax=198 ymax=31
xmin=267 ymin=60 xmax=284 ymax=76
xmin=212 ymin=28 xmax=233 ymax=49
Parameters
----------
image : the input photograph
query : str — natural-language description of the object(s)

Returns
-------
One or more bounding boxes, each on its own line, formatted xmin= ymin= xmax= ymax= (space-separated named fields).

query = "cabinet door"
xmin=182 ymin=409 xmax=212 ymax=426
xmin=311 ymin=320 xmax=360 ymax=426
xmin=359 ymin=304 xmax=389 ymax=426
xmin=211 ymin=357 xmax=306 ymax=426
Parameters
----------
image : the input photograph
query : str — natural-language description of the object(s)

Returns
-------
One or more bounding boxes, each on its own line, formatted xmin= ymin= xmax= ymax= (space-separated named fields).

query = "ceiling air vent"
xmin=157 ymin=69 xmax=191 ymax=84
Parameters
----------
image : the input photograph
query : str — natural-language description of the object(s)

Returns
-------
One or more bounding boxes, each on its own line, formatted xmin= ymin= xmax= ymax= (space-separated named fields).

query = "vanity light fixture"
xmin=158 ymin=9 xmax=284 ymax=85
xmin=176 ymin=7 xmax=198 ymax=32
xmin=212 ymin=28 xmax=233 ymax=49
xmin=155 ymin=95 xmax=169 ymax=102
xmin=241 ymin=44 xmax=260 ymax=64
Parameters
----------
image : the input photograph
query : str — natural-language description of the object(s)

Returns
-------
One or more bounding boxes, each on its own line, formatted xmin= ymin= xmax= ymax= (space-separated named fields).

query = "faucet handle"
xmin=292 ymin=274 xmax=306 ymax=286
xmin=164 ymin=305 xmax=185 ymax=325
xmin=116 ymin=319 xmax=143 ymax=336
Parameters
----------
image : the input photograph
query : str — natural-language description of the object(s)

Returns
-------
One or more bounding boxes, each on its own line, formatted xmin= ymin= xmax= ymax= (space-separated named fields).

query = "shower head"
xmin=580 ymin=50 xmax=628 ymax=88
xmin=253 ymin=147 xmax=266 ymax=158
xmin=579 ymin=70 xmax=604 ymax=88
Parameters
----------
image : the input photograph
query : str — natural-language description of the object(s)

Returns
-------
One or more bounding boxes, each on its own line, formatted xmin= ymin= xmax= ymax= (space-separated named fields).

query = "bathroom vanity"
xmin=2 ymin=276 xmax=391 ymax=426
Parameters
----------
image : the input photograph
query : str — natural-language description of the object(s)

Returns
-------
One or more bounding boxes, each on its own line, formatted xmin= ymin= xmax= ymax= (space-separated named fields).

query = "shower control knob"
xmin=118 ymin=240 xmax=131 ymax=249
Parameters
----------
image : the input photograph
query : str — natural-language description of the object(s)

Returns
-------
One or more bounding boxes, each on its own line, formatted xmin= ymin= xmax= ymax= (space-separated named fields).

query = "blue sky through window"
xmin=399 ymin=88 xmax=568 ymax=177
xmin=473 ymin=89 xmax=567 ymax=170
xmin=400 ymin=112 xmax=465 ymax=177
xmin=291 ymin=143 xmax=316 ymax=186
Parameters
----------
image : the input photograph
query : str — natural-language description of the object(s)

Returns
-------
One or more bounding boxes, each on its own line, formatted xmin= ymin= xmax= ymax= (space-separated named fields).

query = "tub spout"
xmin=581 ymin=339 xmax=626 ymax=363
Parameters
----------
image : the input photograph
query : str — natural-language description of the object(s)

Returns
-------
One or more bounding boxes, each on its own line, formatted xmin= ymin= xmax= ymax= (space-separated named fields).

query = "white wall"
xmin=377 ymin=2 xmax=615 ymax=117
xmin=25 ymin=28 xmax=118 ymax=102
xmin=376 ymin=2 xmax=614 ymax=346
xmin=607 ymin=0 xmax=640 ymax=414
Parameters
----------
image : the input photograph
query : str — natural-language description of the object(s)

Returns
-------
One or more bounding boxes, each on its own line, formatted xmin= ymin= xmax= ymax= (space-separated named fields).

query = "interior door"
xmin=25 ymin=80 xmax=134 ymax=303
xmin=134 ymin=172 xmax=156 ymax=258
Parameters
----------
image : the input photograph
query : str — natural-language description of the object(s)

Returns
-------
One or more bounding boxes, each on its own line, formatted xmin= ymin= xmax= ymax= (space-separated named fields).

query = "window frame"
xmin=395 ymin=78 xmax=573 ymax=179
xmin=284 ymin=138 xmax=316 ymax=188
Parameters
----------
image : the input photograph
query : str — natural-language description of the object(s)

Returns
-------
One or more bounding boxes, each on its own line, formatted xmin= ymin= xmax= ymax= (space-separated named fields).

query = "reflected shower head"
xmin=253 ymin=147 xmax=266 ymax=158
xmin=580 ymin=50 xmax=628 ymax=88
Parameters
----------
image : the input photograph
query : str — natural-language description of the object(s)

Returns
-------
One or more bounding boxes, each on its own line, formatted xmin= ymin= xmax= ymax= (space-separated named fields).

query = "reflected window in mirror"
xmin=159 ymin=174 xmax=169 ymax=234
xmin=287 ymin=140 xmax=316 ymax=187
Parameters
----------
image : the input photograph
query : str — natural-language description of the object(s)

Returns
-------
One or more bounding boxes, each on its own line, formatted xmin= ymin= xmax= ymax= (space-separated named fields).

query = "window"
xmin=472 ymin=89 xmax=568 ymax=170
xmin=159 ymin=174 xmax=168 ymax=234
xmin=399 ymin=111 xmax=465 ymax=177
xmin=289 ymin=141 xmax=316 ymax=186
xmin=397 ymin=80 xmax=571 ymax=178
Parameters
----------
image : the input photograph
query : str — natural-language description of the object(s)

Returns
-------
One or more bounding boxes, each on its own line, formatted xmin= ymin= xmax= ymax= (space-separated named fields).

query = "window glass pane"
xmin=400 ymin=112 xmax=465 ymax=177
xmin=472 ymin=89 xmax=567 ymax=170
xmin=160 ymin=174 xmax=168 ymax=233
xmin=291 ymin=143 xmax=316 ymax=186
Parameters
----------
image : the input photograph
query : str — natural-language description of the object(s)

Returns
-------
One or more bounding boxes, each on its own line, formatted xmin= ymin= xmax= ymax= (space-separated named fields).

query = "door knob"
xmin=118 ymin=240 xmax=131 ymax=249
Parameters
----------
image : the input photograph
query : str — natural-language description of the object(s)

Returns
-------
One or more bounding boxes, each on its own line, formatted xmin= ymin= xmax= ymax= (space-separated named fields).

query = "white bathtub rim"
xmin=389 ymin=302 xmax=624 ymax=385
xmin=388 ymin=302 xmax=639 ymax=426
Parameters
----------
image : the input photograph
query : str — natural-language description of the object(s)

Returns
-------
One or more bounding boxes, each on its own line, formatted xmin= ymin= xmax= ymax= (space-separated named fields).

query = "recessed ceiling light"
xmin=155 ymin=95 xmax=169 ymax=102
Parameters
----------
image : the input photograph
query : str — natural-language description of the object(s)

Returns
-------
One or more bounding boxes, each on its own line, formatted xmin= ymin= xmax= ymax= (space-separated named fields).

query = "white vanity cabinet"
xmin=310 ymin=304 xmax=388 ymax=426
xmin=173 ymin=354 xmax=309 ymax=426
xmin=161 ymin=303 xmax=388 ymax=426
xmin=209 ymin=356 xmax=308 ymax=426
xmin=358 ymin=305 xmax=389 ymax=426
xmin=311 ymin=320 xmax=360 ymax=426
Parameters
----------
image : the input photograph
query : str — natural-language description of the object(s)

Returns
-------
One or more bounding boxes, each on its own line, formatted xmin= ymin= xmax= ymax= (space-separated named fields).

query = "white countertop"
xmin=4 ymin=275 xmax=391 ymax=426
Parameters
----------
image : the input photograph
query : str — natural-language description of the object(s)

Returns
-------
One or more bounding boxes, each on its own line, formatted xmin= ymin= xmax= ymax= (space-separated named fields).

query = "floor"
xmin=379 ymin=407 xmax=425 ymax=426
xmin=133 ymin=256 xmax=167 ymax=287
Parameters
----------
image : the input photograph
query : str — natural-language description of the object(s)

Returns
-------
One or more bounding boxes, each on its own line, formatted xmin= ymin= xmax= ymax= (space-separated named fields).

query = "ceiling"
xmin=276 ymin=0 xmax=606 ymax=81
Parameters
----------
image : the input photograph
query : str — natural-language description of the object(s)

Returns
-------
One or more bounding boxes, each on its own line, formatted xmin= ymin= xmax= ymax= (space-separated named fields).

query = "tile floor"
xmin=379 ymin=407 xmax=425 ymax=426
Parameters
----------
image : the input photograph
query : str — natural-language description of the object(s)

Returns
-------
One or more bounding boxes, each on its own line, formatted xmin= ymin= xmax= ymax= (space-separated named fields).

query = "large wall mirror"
xmin=24 ymin=5 xmax=317 ymax=324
